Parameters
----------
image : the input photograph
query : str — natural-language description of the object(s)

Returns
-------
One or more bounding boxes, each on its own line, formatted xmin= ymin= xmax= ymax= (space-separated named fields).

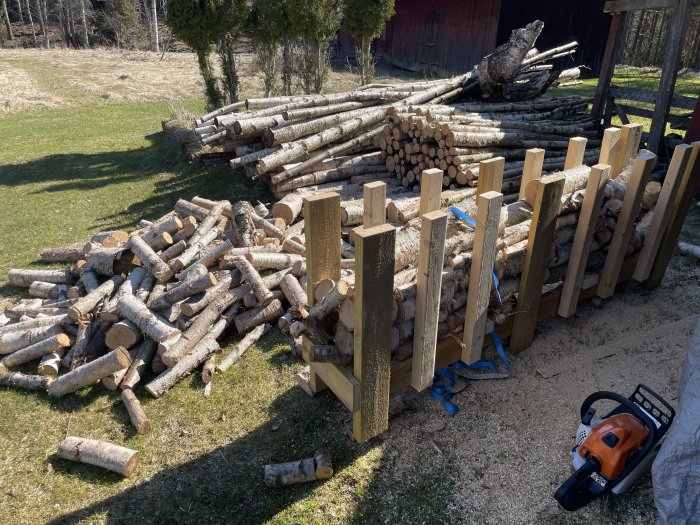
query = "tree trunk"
xmin=282 ymin=38 xmax=293 ymax=96
xmin=25 ymin=0 xmax=37 ymax=46
xmin=78 ymin=0 xmax=88 ymax=47
xmin=218 ymin=34 xmax=239 ymax=104
xmin=2 ymin=0 xmax=13 ymax=40
xmin=150 ymin=0 xmax=159 ymax=52
xmin=56 ymin=436 xmax=139 ymax=477
xmin=15 ymin=0 xmax=23 ymax=23
xmin=197 ymin=48 xmax=224 ymax=109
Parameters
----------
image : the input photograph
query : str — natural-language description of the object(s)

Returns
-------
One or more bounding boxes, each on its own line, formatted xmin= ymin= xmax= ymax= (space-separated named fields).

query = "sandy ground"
xmin=378 ymin=243 xmax=700 ymax=524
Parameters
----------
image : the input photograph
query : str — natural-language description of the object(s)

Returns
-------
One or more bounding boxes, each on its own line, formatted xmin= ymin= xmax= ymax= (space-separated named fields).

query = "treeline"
xmin=1 ymin=0 xmax=396 ymax=108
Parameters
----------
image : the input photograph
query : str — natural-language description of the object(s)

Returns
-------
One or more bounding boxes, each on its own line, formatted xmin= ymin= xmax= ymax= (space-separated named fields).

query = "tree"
xmin=289 ymin=0 xmax=342 ymax=94
xmin=1 ymin=0 xmax=12 ymax=42
xmin=343 ymin=0 xmax=394 ymax=84
xmin=248 ymin=0 xmax=289 ymax=96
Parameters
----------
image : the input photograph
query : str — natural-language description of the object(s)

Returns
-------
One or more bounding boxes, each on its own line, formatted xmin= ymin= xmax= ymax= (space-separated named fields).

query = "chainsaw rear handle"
xmin=579 ymin=390 xmax=658 ymax=484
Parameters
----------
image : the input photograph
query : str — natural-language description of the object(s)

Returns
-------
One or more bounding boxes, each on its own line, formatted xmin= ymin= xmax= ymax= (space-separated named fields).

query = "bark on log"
xmin=62 ymin=321 xmax=91 ymax=369
xmin=228 ymin=201 xmax=256 ymax=247
xmin=170 ymin=228 xmax=219 ymax=272
xmin=68 ymin=275 xmax=123 ymax=321
xmin=279 ymin=274 xmax=308 ymax=306
xmin=234 ymin=300 xmax=284 ymax=334
xmin=308 ymin=344 xmax=351 ymax=365
xmin=245 ymin=252 xmax=304 ymax=270
xmin=29 ymin=282 xmax=67 ymax=299
xmin=235 ymin=257 xmax=275 ymax=306
xmin=308 ymin=280 xmax=349 ymax=321
xmin=271 ymin=193 xmax=304 ymax=225
xmin=121 ymin=388 xmax=150 ymax=433
xmin=0 ymin=334 xmax=70 ymax=371
xmin=116 ymin=295 xmax=180 ymax=344
xmin=264 ymin=449 xmax=332 ymax=487
xmin=80 ymin=269 xmax=100 ymax=293
xmin=179 ymin=270 xmax=239 ymax=316
xmin=216 ymin=322 xmax=270 ymax=372
xmin=0 ymin=315 xmax=69 ymax=337
xmin=128 ymin=235 xmax=174 ymax=282
xmin=37 ymin=348 xmax=65 ymax=377
xmin=40 ymin=247 xmax=84 ymax=262
xmin=49 ymin=347 xmax=132 ymax=397
xmin=150 ymin=271 xmax=217 ymax=311
xmin=189 ymin=202 xmax=224 ymax=247
xmin=0 ymin=371 xmax=52 ymax=390
xmin=100 ymin=267 xmax=147 ymax=322
xmin=56 ymin=436 xmax=138 ymax=477
xmin=160 ymin=240 xmax=187 ymax=262
xmin=0 ymin=324 xmax=64 ymax=355
xmin=83 ymin=247 xmax=124 ymax=276
xmin=8 ymin=268 xmax=71 ymax=287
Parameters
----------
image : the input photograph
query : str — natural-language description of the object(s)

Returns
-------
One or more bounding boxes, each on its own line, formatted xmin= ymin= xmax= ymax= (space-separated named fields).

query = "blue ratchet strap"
xmin=429 ymin=367 xmax=469 ymax=415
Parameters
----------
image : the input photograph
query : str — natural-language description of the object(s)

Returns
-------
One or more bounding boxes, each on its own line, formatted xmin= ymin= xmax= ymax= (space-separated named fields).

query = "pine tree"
xmin=343 ymin=0 xmax=395 ymax=84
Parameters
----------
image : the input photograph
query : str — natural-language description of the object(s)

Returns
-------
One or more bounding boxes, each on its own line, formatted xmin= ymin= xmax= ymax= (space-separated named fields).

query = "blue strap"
xmin=429 ymin=367 xmax=469 ymax=415
xmin=448 ymin=206 xmax=476 ymax=229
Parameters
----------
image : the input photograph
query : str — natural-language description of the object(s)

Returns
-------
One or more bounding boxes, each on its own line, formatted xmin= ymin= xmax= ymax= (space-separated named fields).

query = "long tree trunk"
xmin=218 ymin=34 xmax=239 ymax=103
xmin=150 ymin=0 xmax=159 ymax=52
xmin=36 ymin=0 xmax=49 ymax=48
xmin=197 ymin=48 xmax=223 ymax=109
xmin=2 ymin=0 xmax=13 ymax=40
xmin=78 ymin=0 xmax=88 ymax=47
xmin=282 ymin=38 xmax=293 ymax=96
xmin=25 ymin=0 xmax=37 ymax=45
xmin=15 ymin=0 xmax=23 ymax=23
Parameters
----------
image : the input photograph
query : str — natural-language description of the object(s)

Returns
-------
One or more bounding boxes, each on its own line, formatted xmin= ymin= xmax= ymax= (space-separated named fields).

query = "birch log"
xmin=56 ymin=436 xmax=139 ymax=477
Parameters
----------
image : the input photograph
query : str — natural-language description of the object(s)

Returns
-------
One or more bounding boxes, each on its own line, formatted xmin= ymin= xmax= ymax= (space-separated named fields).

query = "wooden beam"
xmin=462 ymin=191 xmax=503 ymax=363
xmin=558 ymin=164 xmax=611 ymax=318
xmin=419 ymin=168 xmax=443 ymax=215
xmin=604 ymin=0 xmax=677 ymax=13
xmin=564 ymin=137 xmax=588 ymax=170
xmin=411 ymin=210 xmax=448 ymax=391
xmin=519 ymin=149 xmax=545 ymax=203
xmin=592 ymin=13 xmax=626 ymax=121
xmin=303 ymin=192 xmax=341 ymax=393
xmin=363 ymin=181 xmax=386 ymax=228
xmin=597 ymin=151 xmax=657 ymax=299
xmin=353 ymin=224 xmax=395 ymax=442
xmin=612 ymin=124 xmax=643 ymax=178
xmin=477 ymin=157 xmax=505 ymax=196
xmin=510 ymin=175 xmax=565 ymax=353
xmin=303 ymin=336 xmax=360 ymax=412
xmin=599 ymin=127 xmax=622 ymax=166
xmin=643 ymin=141 xmax=700 ymax=288
xmin=647 ymin=0 xmax=692 ymax=153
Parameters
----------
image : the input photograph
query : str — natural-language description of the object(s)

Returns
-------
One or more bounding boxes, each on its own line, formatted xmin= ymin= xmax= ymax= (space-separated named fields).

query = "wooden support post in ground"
xmin=597 ymin=151 xmax=657 ymax=299
xmin=634 ymin=144 xmax=693 ymax=281
xmin=558 ymin=164 xmax=611 ymax=318
xmin=353 ymin=224 xmax=395 ymax=442
xmin=598 ymin=127 xmax=621 ymax=167
xmin=477 ymin=157 xmax=505 ymax=196
xmin=303 ymin=193 xmax=341 ymax=394
xmin=363 ymin=181 xmax=386 ymax=228
xmin=592 ymin=13 xmax=626 ymax=120
xmin=510 ymin=175 xmax=565 ymax=353
xmin=612 ymin=124 xmax=643 ymax=177
xmin=564 ymin=137 xmax=588 ymax=170
xmin=519 ymin=149 xmax=544 ymax=204
xmin=647 ymin=0 xmax=692 ymax=153
xmin=301 ymin=336 xmax=359 ymax=411
xmin=644 ymin=142 xmax=700 ymax=287
xmin=411 ymin=210 xmax=448 ymax=391
xmin=462 ymin=191 xmax=503 ymax=363
xmin=419 ymin=168 xmax=443 ymax=215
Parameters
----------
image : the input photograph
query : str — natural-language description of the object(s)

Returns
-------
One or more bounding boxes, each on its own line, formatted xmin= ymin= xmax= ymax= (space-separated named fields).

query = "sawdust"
xmin=381 ymin=248 xmax=700 ymax=524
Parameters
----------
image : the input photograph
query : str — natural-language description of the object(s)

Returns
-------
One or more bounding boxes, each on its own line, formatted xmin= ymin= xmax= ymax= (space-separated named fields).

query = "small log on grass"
xmin=56 ymin=437 xmax=138 ymax=477
xmin=8 ymin=269 xmax=72 ymax=287
xmin=216 ymin=323 xmax=270 ymax=373
xmin=0 ymin=334 xmax=71 ymax=372
xmin=121 ymin=389 xmax=150 ymax=433
xmin=264 ymin=449 xmax=333 ymax=487
xmin=0 ymin=324 xmax=64 ymax=355
xmin=116 ymin=295 xmax=180 ymax=344
xmin=49 ymin=347 xmax=132 ymax=397
xmin=0 ymin=371 xmax=52 ymax=390
xmin=40 ymin=247 xmax=83 ymax=262
xmin=128 ymin=235 xmax=174 ymax=282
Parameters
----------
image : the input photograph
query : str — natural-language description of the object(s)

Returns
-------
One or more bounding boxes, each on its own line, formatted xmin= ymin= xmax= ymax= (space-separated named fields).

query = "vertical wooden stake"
xmin=462 ymin=191 xmax=503 ymax=363
xmin=592 ymin=13 xmax=626 ymax=121
xmin=644 ymin=142 xmax=700 ymax=288
xmin=634 ymin=144 xmax=694 ymax=281
xmin=363 ymin=181 xmax=386 ymax=228
xmin=612 ymin=124 xmax=643 ymax=178
xmin=303 ymin=192 xmax=341 ymax=393
xmin=411 ymin=210 xmax=448 ymax=391
xmin=519 ymin=149 xmax=544 ymax=203
xmin=597 ymin=151 xmax=657 ymax=299
xmin=510 ymin=175 xmax=565 ymax=353
xmin=419 ymin=168 xmax=443 ymax=215
xmin=598 ymin=127 xmax=621 ymax=167
xmin=353 ymin=224 xmax=395 ymax=443
xmin=564 ymin=137 xmax=588 ymax=170
xmin=477 ymin=157 xmax=505 ymax=196
xmin=558 ymin=164 xmax=611 ymax=318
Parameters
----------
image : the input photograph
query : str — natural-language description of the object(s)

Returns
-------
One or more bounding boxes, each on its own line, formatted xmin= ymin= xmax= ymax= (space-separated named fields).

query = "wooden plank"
xmin=303 ymin=192 xmax=341 ymax=393
xmin=419 ymin=168 xmax=443 ymax=215
xmin=411 ymin=210 xmax=448 ymax=391
xmin=647 ymin=0 xmax=692 ymax=153
xmin=462 ymin=191 xmax=503 ymax=363
xmin=597 ymin=151 xmax=657 ymax=298
xmin=604 ymin=0 xmax=676 ymax=13
xmin=564 ymin=137 xmax=588 ymax=170
xmin=519 ymin=149 xmax=544 ymax=203
xmin=353 ymin=223 xmax=395 ymax=442
xmin=610 ymin=86 xmax=698 ymax=110
xmin=558 ymin=164 xmax=611 ymax=318
xmin=477 ymin=157 xmax=505 ymax=196
xmin=612 ymin=124 xmax=643 ymax=178
xmin=599 ymin=127 xmax=622 ymax=166
xmin=592 ymin=13 xmax=626 ymax=120
xmin=615 ymin=103 xmax=654 ymax=119
xmin=363 ymin=181 xmax=386 ymax=228
xmin=644 ymin=141 xmax=700 ymax=288
xmin=510 ymin=175 xmax=565 ymax=353
xmin=303 ymin=336 xmax=360 ymax=412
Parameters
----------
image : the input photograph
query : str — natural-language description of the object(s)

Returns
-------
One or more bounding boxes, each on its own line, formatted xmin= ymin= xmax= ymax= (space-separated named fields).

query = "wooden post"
xmin=363 ymin=181 xmax=386 ymax=228
xmin=519 ymin=149 xmax=544 ymax=203
xmin=353 ymin=224 xmax=395 ymax=442
xmin=477 ymin=157 xmax=505 ymax=196
xmin=564 ymin=137 xmax=588 ymax=170
xmin=597 ymin=151 xmax=657 ymax=299
xmin=647 ymin=0 xmax=692 ymax=153
xmin=419 ymin=168 xmax=443 ymax=215
xmin=510 ymin=175 xmax=565 ymax=353
xmin=462 ymin=191 xmax=503 ymax=363
xmin=599 ymin=127 xmax=622 ymax=166
xmin=411 ymin=210 xmax=448 ymax=391
xmin=612 ymin=124 xmax=643 ymax=178
xmin=644 ymin=141 xmax=700 ymax=288
xmin=558 ymin=164 xmax=611 ymax=318
xmin=303 ymin=193 xmax=341 ymax=393
xmin=592 ymin=12 xmax=626 ymax=121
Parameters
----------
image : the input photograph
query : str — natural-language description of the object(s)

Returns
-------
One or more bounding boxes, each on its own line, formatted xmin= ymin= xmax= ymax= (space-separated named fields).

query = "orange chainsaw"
xmin=554 ymin=385 xmax=675 ymax=511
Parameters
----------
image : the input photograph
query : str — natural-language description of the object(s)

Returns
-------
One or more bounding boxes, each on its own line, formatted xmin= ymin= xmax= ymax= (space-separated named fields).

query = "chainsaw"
xmin=554 ymin=384 xmax=675 ymax=511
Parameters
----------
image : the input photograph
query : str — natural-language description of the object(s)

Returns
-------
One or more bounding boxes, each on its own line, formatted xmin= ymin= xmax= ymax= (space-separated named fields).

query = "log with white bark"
xmin=116 ymin=295 xmax=180 ymax=344
xmin=235 ymin=257 xmax=275 ymax=306
xmin=245 ymin=252 xmax=304 ymax=270
xmin=170 ymin=228 xmax=219 ymax=272
xmin=120 ymin=340 xmax=157 ymax=390
xmin=128 ymin=235 xmax=174 ymax=282
xmin=234 ymin=300 xmax=284 ymax=334
xmin=215 ymin=322 xmax=270 ymax=372
xmin=105 ymin=319 xmax=141 ymax=350
xmin=149 ymin=271 xmax=217 ymax=311
xmin=56 ymin=436 xmax=139 ymax=477
xmin=40 ymin=247 xmax=84 ymax=262
xmin=28 ymin=282 xmax=67 ymax=299
xmin=48 ymin=347 xmax=132 ymax=397
xmin=0 ymin=371 xmax=52 ymax=390
xmin=264 ymin=449 xmax=333 ymax=487
xmin=121 ymin=388 xmax=150 ymax=433
xmin=8 ymin=268 xmax=72 ymax=287
xmin=0 ymin=315 xmax=69 ymax=336
xmin=37 ymin=348 xmax=65 ymax=377
xmin=279 ymin=274 xmax=308 ymax=307
xmin=67 ymin=275 xmax=123 ymax=321
xmin=0 ymin=334 xmax=71 ymax=372
xmin=0 ymin=324 xmax=64 ymax=355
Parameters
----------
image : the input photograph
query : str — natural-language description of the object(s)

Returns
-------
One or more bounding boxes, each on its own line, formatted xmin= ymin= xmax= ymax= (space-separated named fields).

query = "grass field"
xmin=1 ymin=49 xmax=699 ymax=525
